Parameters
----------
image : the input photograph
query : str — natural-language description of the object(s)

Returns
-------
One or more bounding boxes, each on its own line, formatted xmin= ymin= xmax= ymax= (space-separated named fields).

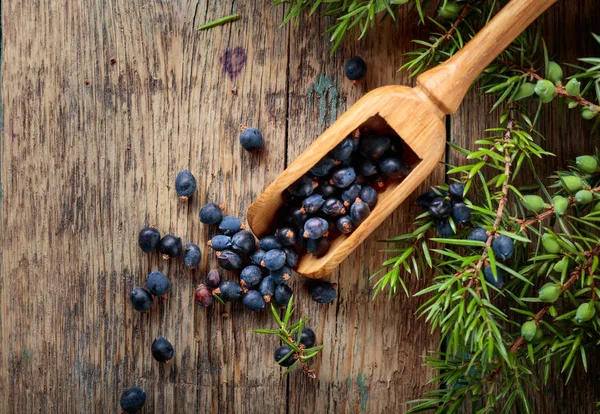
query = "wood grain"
xmin=0 ymin=0 xmax=598 ymax=413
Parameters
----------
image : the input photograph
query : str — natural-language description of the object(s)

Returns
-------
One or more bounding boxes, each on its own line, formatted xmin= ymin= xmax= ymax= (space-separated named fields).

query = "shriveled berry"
xmin=194 ymin=285 xmax=214 ymax=307
xmin=521 ymin=321 xmax=537 ymax=342
xmin=271 ymin=266 xmax=292 ymax=285
xmin=216 ymin=280 xmax=243 ymax=302
xmin=219 ymin=215 xmax=243 ymax=236
xmin=232 ymin=230 xmax=257 ymax=254
xmin=344 ymin=56 xmax=367 ymax=81
xmin=575 ymin=190 xmax=593 ymax=205
xmin=147 ymin=270 xmax=170 ymax=297
xmin=468 ymin=228 xmax=488 ymax=243
xmin=378 ymin=156 xmax=409 ymax=179
xmin=522 ymin=195 xmax=546 ymax=213
xmin=183 ymin=242 xmax=202 ymax=269
xmin=175 ymin=170 xmax=197 ymax=199
xmin=288 ymin=175 xmax=315 ymax=197
xmin=322 ymin=198 xmax=346 ymax=216
xmin=242 ymin=290 xmax=266 ymax=311
xmin=130 ymin=287 xmax=154 ymax=312
xmin=575 ymin=302 xmax=596 ymax=323
xmin=274 ymin=345 xmax=295 ymax=367
xmin=350 ymin=198 xmax=371 ymax=225
xmin=138 ymin=226 xmax=161 ymax=253
xmin=259 ymin=235 xmax=283 ymax=251
xmin=240 ymin=265 xmax=263 ymax=289
xmin=274 ymin=284 xmax=293 ymax=307
xmin=330 ymin=166 xmax=356 ymax=188
xmin=239 ymin=127 xmax=264 ymax=152
xmin=428 ymin=197 xmax=451 ymax=219
xmin=151 ymin=337 xmax=174 ymax=363
xmin=291 ymin=208 xmax=310 ymax=228
xmin=541 ymin=233 xmax=561 ymax=253
xmin=259 ymin=276 xmax=276 ymax=301
xmin=159 ymin=235 xmax=183 ymax=259
xmin=336 ymin=215 xmax=355 ymax=234
xmin=416 ymin=191 xmax=437 ymax=210
xmin=303 ymin=217 xmax=329 ymax=239
xmin=553 ymin=195 xmax=569 ymax=215
xmin=483 ymin=266 xmax=504 ymax=289
xmin=329 ymin=138 xmax=354 ymax=161
xmin=436 ymin=219 xmax=455 ymax=238
xmin=576 ymin=155 xmax=598 ymax=173
xmin=309 ymin=281 xmax=336 ymax=304
xmin=359 ymin=186 xmax=378 ymax=209
xmin=561 ymin=175 xmax=584 ymax=193
xmin=357 ymin=158 xmax=378 ymax=176
xmin=300 ymin=328 xmax=316 ymax=348
xmin=283 ymin=246 xmax=299 ymax=268
xmin=341 ymin=183 xmax=362 ymax=207
xmin=262 ymin=249 xmax=287 ymax=271
xmin=539 ymin=283 xmax=560 ymax=303
xmin=310 ymin=156 xmax=335 ymax=177
xmin=301 ymin=194 xmax=325 ymax=214
xmin=251 ymin=249 xmax=267 ymax=267
xmin=120 ymin=387 xmax=147 ymax=413
xmin=492 ymin=235 xmax=513 ymax=260
xmin=306 ymin=237 xmax=330 ymax=257
xmin=216 ymin=249 xmax=243 ymax=271
xmin=318 ymin=179 xmax=338 ymax=197
xmin=208 ymin=235 xmax=233 ymax=251
xmin=206 ymin=269 xmax=221 ymax=288
xmin=359 ymin=136 xmax=391 ymax=159
xmin=199 ymin=203 xmax=224 ymax=225
xmin=451 ymin=201 xmax=471 ymax=223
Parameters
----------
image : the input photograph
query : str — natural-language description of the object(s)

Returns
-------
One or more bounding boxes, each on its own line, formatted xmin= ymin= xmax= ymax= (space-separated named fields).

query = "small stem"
xmin=445 ymin=2 xmax=471 ymax=40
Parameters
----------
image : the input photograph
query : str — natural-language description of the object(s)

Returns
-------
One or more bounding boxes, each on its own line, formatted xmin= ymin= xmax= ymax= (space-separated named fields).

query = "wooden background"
xmin=1 ymin=0 xmax=599 ymax=412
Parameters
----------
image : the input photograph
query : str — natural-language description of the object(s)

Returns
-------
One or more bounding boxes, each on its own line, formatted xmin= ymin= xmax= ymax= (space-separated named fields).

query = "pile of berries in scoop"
xmin=270 ymin=128 xmax=412 ymax=259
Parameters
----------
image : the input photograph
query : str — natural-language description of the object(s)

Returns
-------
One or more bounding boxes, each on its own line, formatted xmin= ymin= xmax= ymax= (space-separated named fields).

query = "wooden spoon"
xmin=248 ymin=0 xmax=557 ymax=278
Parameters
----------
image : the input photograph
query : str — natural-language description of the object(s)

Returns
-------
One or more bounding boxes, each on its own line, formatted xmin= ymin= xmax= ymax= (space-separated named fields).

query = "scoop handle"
xmin=417 ymin=0 xmax=558 ymax=115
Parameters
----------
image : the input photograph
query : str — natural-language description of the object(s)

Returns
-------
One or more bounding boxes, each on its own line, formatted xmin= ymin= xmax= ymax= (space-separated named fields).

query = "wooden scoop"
xmin=248 ymin=0 xmax=557 ymax=278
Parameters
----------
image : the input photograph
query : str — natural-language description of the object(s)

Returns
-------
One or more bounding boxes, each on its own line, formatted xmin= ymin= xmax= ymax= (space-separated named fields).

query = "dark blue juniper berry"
xmin=206 ymin=269 xmax=221 ymax=288
xmin=242 ymin=290 xmax=265 ymax=312
xmin=291 ymin=207 xmax=310 ymax=228
xmin=330 ymin=166 xmax=356 ymax=188
xmin=359 ymin=135 xmax=391 ymax=159
xmin=344 ymin=56 xmax=367 ymax=82
xmin=451 ymin=201 xmax=471 ymax=224
xmin=416 ymin=191 xmax=437 ymax=210
xmin=239 ymin=127 xmax=264 ymax=152
xmin=240 ymin=265 xmax=263 ymax=289
xmin=159 ymin=235 xmax=183 ymax=259
xmin=357 ymin=158 xmax=378 ymax=177
xmin=130 ymin=287 xmax=154 ymax=312
xmin=329 ymin=138 xmax=355 ymax=161
xmin=350 ymin=198 xmax=371 ymax=225
xmin=231 ymin=230 xmax=256 ymax=254
xmin=379 ymin=157 xmax=410 ymax=179
xmin=208 ymin=235 xmax=233 ymax=251
xmin=300 ymin=328 xmax=316 ymax=348
xmin=175 ymin=170 xmax=197 ymax=200
xmin=271 ymin=266 xmax=292 ymax=285
xmin=275 ymin=227 xmax=296 ymax=246
xmin=259 ymin=235 xmax=283 ymax=251
xmin=274 ymin=284 xmax=293 ymax=307
xmin=428 ymin=197 xmax=451 ymax=219
xmin=262 ymin=249 xmax=287 ymax=271
xmin=341 ymin=183 xmax=362 ymax=207
xmin=336 ymin=215 xmax=355 ymax=234
xmin=216 ymin=280 xmax=243 ymax=302
xmin=251 ymin=249 xmax=267 ymax=267
xmin=138 ymin=226 xmax=161 ymax=253
xmin=449 ymin=182 xmax=465 ymax=199
xmin=274 ymin=345 xmax=295 ymax=367
xmin=468 ymin=228 xmax=488 ymax=243
xmin=492 ymin=235 xmax=514 ymax=260
xmin=483 ymin=266 xmax=504 ymax=289
xmin=318 ymin=179 xmax=339 ymax=197
xmin=303 ymin=217 xmax=329 ymax=239
xmin=216 ymin=250 xmax=244 ymax=271
xmin=146 ymin=270 xmax=170 ymax=297
xmin=283 ymin=246 xmax=299 ymax=268
xmin=436 ymin=219 xmax=455 ymax=238
xmin=321 ymin=198 xmax=346 ymax=216
xmin=288 ymin=175 xmax=315 ymax=197
xmin=306 ymin=237 xmax=330 ymax=257
xmin=310 ymin=157 xmax=335 ymax=177
xmin=259 ymin=276 xmax=276 ymax=302
xmin=199 ymin=202 xmax=224 ymax=225
xmin=359 ymin=186 xmax=378 ymax=209
xmin=120 ymin=387 xmax=147 ymax=414
xmin=309 ymin=281 xmax=337 ymax=304
xmin=301 ymin=194 xmax=326 ymax=214
xmin=183 ymin=242 xmax=202 ymax=269
xmin=151 ymin=337 xmax=174 ymax=363
xmin=219 ymin=215 xmax=243 ymax=236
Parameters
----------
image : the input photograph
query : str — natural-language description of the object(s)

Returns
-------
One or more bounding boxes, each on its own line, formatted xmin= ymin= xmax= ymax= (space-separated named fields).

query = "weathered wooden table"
xmin=2 ymin=1 xmax=599 ymax=412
